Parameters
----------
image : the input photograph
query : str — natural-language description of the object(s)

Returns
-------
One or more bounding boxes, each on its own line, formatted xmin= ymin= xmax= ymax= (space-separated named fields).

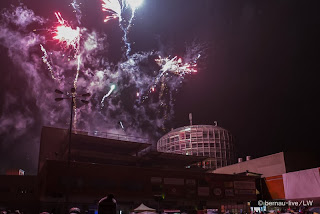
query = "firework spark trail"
xmin=120 ymin=1 xmax=134 ymax=57
xmin=71 ymin=0 xmax=82 ymax=24
xmin=72 ymin=57 xmax=81 ymax=127
xmin=120 ymin=121 xmax=124 ymax=129
xmin=73 ymin=55 xmax=82 ymax=89
xmin=73 ymin=96 xmax=78 ymax=130
xmin=120 ymin=24 xmax=131 ymax=57
xmin=55 ymin=11 xmax=65 ymax=24
xmin=72 ymin=56 xmax=82 ymax=128
xmin=120 ymin=0 xmax=143 ymax=57
xmin=40 ymin=44 xmax=59 ymax=81
xmin=101 ymin=0 xmax=143 ymax=57
xmin=101 ymin=84 xmax=116 ymax=107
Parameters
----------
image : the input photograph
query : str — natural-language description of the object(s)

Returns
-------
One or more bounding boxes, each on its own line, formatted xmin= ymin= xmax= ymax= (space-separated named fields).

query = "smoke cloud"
xmin=0 ymin=3 xmax=205 ymax=174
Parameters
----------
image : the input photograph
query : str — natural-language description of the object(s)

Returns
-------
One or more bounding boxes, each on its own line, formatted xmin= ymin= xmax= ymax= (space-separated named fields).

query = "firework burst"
xmin=1 ymin=3 xmax=205 ymax=143
xmin=101 ymin=0 xmax=122 ymax=22
xmin=53 ymin=12 xmax=80 ymax=53
xmin=0 ymin=3 xmax=209 ymax=174
xmin=150 ymin=55 xmax=199 ymax=92
xmin=155 ymin=55 xmax=198 ymax=77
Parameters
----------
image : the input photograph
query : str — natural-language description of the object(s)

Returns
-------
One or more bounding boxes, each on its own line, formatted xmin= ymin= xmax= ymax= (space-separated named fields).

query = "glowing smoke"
xmin=0 ymin=3 xmax=205 ymax=174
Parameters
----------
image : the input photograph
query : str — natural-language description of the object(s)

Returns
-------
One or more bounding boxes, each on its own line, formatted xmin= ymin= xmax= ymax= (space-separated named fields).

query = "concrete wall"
xmin=38 ymin=126 xmax=69 ymax=173
xmin=212 ymin=152 xmax=286 ymax=177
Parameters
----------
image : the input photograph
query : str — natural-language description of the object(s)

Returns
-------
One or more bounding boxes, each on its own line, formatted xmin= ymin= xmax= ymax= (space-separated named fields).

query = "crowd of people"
xmin=0 ymin=194 xmax=117 ymax=214
xmin=1 ymin=199 xmax=317 ymax=214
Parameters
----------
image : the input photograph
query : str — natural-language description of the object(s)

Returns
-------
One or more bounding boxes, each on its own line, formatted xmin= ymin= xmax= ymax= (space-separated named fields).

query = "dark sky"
xmin=0 ymin=0 xmax=319 ymax=174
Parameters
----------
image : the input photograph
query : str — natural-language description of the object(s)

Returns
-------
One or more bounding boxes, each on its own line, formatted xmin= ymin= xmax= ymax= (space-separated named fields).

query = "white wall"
xmin=212 ymin=152 xmax=286 ymax=177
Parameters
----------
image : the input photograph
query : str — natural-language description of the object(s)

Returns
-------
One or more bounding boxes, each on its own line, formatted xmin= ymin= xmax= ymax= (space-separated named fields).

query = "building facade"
xmin=157 ymin=125 xmax=236 ymax=169
xmin=212 ymin=151 xmax=320 ymax=177
xmin=212 ymin=151 xmax=320 ymax=208
xmin=0 ymin=126 xmax=257 ymax=214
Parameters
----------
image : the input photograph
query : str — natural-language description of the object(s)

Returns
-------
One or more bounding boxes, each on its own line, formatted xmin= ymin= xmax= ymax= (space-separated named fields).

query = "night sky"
xmin=0 ymin=0 xmax=319 ymax=174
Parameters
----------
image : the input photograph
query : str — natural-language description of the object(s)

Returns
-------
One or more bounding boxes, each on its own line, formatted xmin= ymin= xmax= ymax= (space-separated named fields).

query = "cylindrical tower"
xmin=157 ymin=124 xmax=236 ymax=169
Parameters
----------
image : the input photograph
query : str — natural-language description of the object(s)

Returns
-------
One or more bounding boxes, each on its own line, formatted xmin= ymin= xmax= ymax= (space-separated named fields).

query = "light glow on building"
xmin=157 ymin=125 xmax=236 ymax=169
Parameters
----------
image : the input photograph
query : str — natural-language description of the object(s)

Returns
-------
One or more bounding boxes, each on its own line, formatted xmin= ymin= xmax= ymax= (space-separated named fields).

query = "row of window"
xmin=161 ymin=148 xmax=234 ymax=159
xmin=163 ymin=147 xmax=229 ymax=152
xmin=158 ymin=138 xmax=232 ymax=144
xmin=159 ymin=129 xmax=234 ymax=145
xmin=194 ymin=159 xmax=231 ymax=169
xmin=158 ymin=141 xmax=234 ymax=150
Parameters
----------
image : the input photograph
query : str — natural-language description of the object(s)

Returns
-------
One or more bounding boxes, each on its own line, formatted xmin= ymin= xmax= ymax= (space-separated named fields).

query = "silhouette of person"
xmin=98 ymin=194 xmax=117 ymax=214
xmin=69 ymin=207 xmax=81 ymax=214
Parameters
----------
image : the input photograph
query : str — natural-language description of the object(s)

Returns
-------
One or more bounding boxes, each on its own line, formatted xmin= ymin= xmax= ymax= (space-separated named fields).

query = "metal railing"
xmin=73 ymin=129 xmax=150 ymax=144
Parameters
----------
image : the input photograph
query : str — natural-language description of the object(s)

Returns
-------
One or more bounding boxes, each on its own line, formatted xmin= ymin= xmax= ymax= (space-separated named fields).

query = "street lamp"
xmin=54 ymin=87 xmax=90 ymax=209
xmin=55 ymin=87 xmax=90 ymax=163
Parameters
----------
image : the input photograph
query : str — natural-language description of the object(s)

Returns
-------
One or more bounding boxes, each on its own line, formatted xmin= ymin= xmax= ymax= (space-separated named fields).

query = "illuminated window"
xmin=180 ymin=133 xmax=185 ymax=140
xmin=186 ymin=133 xmax=190 ymax=139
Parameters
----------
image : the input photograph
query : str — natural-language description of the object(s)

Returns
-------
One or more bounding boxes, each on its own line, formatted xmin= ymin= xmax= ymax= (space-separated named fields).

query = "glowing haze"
xmin=0 ymin=1 xmax=205 ymax=173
